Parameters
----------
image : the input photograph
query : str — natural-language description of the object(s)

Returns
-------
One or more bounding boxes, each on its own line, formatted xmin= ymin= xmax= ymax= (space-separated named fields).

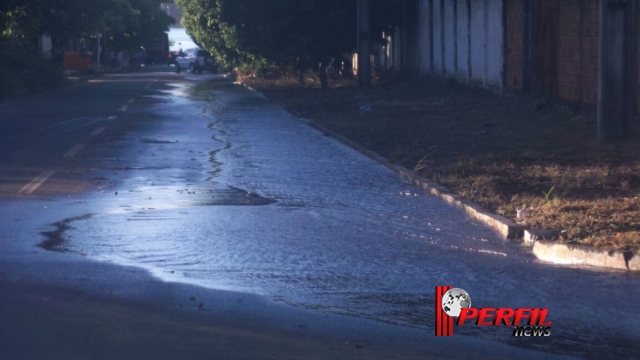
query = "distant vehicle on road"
xmin=167 ymin=50 xmax=180 ymax=66
xmin=174 ymin=48 xmax=217 ymax=74
xmin=145 ymin=33 xmax=169 ymax=65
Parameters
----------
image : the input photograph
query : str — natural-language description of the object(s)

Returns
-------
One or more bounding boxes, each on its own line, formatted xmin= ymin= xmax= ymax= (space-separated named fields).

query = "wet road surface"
xmin=0 ymin=66 xmax=638 ymax=359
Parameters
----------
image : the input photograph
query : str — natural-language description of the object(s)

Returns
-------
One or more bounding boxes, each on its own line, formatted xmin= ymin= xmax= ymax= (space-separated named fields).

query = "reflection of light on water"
xmin=160 ymin=83 xmax=190 ymax=98
xmin=477 ymin=249 xmax=508 ymax=257
xmin=97 ymin=253 xmax=261 ymax=295
xmin=448 ymin=245 xmax=508 ymax=257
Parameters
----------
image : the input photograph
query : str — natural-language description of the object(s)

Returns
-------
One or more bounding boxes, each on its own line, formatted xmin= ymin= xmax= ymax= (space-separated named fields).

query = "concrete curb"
xmin=235 ymin=80 xmax=640 ymax=272
xmin=533 ymin=241 xmax=640 ymax=271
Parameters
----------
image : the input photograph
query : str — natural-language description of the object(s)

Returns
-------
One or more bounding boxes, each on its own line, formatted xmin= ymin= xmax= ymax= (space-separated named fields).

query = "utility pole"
xmin=597 ymin=0 xmax=636 ymax=142
xmin=357 ymin=0 xmax=371 ymax=88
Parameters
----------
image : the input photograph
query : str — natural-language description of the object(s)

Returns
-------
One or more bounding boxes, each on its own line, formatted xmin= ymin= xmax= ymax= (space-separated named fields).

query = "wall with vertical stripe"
xmin=405 ymin=0 xmax=504 ymax=91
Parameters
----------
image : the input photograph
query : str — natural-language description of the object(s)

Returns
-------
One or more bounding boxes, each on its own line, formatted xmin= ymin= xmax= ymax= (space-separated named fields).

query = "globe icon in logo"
xmin=442 ymin=288 xmax=472 ymax=317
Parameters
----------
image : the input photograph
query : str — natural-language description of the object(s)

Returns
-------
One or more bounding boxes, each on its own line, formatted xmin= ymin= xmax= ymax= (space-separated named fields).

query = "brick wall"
xmin=505 ymin=0 xmax=524 ymax=90
xmin=581 ymin=0 xmax=599 ymax=108
xmin=556 ymin=0 xmax=599 ymax=108
xmin=637 ymin=3 xmax=640 ymax=114
xmin=557 ymin=0 xmax=581 ymax=103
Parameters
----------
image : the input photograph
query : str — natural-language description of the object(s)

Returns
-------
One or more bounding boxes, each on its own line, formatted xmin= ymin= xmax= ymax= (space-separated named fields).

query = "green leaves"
xmin=1 ymin=0 xmax=174 ymax=51
xmin=177 ymin=0 xmax=406 ymax=71
xmin=108 ymin=0 xmax=174 ymax=51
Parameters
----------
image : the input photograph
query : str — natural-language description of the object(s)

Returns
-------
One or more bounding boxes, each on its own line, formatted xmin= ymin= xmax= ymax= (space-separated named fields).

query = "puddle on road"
xmin=139 ymin=138 xmax=178 ymax=144
xmin=39 ymin=214 xmax=93 ymax=252
xmin=193 ymin=80 xmax=222 ymax=92
xmin=38 ymin=185 xmax=274 ymax=252
xmin=158 ymin=83 xmax=191 ymax=99
xmin=165 ymin=186 xmax=276 ymax=207
xmin=25 ymin=75 xmax=640 ymax=359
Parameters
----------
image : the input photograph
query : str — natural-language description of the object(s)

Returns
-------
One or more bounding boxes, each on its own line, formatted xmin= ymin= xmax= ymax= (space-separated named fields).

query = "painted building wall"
xmin=408 ymin=0 xmax=504 ymax=90
xmin=443 ymin=1 xmax=456 ymax=75
xmin=486 ymin=0 xmax=504 ymax=85
xmin=455 ymin=0 xmax=470 ymax=79
xmin=505 ymin=0 xmax=524 ymax=90
xmin=469 ymin=0 xmax=486 ymax=81
xmin=432 ymin=0 xmax=443 ymax=73
xmin=417 ymin=0 xmax=432 ymax=72
xmin=374 ymin=0 xmax=640 ymax=115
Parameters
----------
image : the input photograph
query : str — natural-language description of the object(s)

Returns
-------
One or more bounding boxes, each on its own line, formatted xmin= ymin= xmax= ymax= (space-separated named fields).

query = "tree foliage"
xmin=177 ymin=0 xmax=405 ymax=84
xmin=108 ymin=0 xmax=176 ymax=51
xmin=1 ymin=0 xmax=174 ymax=53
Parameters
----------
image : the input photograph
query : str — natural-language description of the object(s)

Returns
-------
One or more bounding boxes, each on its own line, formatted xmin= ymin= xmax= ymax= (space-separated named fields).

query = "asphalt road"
xmin=0 ymin=65 xmax=637 ymax=359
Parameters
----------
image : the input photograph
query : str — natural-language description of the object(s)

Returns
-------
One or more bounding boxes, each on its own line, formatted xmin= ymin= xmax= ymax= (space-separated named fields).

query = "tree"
xmin=357 ymin=0 xmax=371 ymax=88
xmin=1 ymin=0 xmax=174 ymax=60
xmin=92 ymin=0 xmax=175 ymax=53
xmin=177 ymin=0 xmax=405 ymax=88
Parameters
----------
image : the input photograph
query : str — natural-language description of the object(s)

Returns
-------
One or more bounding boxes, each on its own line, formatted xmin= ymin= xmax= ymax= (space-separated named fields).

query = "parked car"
xmin=174 ymin=48 xmax=217 ymax=74
xmin=167 ymin=50 xmax=180 ymax=66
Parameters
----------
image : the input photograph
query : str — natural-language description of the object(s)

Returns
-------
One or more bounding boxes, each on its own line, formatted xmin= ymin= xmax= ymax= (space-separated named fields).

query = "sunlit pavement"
xmin=0 ymin=64 xmax=637 ymax=359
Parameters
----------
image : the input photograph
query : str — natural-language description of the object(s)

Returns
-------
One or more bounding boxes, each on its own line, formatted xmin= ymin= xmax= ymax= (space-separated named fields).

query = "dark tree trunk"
xmin=357 ymin=0 xmax=371 ymax=88
xmin=51 ymin=36 xmax=67 ymax=69
xmin=319 ymin=61 xmax=328 ymax=89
